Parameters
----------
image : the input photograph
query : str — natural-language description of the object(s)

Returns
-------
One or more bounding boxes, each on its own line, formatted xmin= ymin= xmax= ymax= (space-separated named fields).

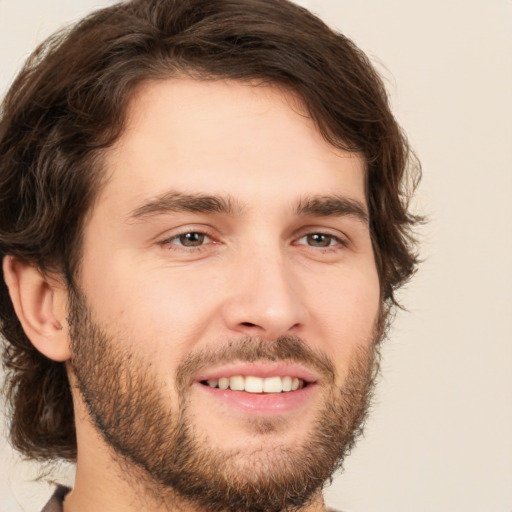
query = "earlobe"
xmin=3 ymin=255 xmax=71 ymax=362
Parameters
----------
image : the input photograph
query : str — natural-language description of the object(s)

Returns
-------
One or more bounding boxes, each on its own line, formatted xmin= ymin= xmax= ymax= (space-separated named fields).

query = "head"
xmin=0 ymin=0 xmax=420 ymax=510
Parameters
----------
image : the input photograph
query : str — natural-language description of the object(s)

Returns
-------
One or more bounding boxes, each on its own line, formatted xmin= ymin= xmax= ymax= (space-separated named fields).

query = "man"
xmin=0 ymin=0 xmax=420 ymax=511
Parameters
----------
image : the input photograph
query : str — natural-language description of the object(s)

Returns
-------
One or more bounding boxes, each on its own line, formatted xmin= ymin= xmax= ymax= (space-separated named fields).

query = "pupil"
xmin=309 ymin=234 xmax=330 ymax=247
xmin=180 ymin=233 xmax=204 ymax=246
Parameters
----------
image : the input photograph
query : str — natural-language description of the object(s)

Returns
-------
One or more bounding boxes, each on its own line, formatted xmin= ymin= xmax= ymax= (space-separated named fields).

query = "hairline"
xmin=65 ymin=74 xmax=372 ymax=287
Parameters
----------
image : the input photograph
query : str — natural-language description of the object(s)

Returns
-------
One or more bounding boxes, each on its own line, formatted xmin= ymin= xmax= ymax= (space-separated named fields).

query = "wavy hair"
xmin=0 ymin=0 xmax=421 ymax=461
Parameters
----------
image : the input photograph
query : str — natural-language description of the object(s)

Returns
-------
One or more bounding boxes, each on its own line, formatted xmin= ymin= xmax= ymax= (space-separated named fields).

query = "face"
xmin=69 ymin=79 xmax=382 ymax=511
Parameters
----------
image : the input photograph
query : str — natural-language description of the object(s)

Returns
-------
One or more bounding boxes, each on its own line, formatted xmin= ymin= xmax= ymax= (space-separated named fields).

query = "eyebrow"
xmin=129 ymin=191 xmax=243 ymax=220
xmin=128 ymin=190 xmax=368 ymax=225
xmin=295 ymin=195 xmax=369 ymax=225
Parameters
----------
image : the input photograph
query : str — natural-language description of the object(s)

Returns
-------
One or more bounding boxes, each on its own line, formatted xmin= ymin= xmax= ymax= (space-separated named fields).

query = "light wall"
xmin=1 ymin=1 xmax=510 ymax=511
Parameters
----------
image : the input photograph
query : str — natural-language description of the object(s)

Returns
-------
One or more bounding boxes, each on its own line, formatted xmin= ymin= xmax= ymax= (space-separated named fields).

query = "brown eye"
xmin=304 ymin=233 xmax=337 ymax=247
xmin=169 ymin=232 xmax=211 ymax=247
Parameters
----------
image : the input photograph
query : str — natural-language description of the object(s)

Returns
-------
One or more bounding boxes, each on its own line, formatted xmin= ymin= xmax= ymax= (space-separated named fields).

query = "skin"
xmin=5 ymin=78 xmax=381 ymax=511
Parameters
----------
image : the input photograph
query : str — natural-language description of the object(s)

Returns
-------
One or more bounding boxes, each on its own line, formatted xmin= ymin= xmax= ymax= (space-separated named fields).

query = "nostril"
xmin=241 ymin=322 xmax=257 ymax=327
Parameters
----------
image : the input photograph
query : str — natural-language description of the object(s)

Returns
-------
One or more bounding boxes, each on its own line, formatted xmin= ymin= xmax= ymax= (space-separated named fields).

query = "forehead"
xmin=97 ymin=78 xmax=366 ymax=214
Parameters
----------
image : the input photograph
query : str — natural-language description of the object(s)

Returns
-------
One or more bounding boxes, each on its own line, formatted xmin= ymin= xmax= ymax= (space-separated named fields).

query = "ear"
xmin=3 ymin=255 xmax=71 ymax=362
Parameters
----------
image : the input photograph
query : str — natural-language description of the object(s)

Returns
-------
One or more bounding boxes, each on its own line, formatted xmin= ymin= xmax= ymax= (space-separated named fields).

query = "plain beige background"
xmin=1 ymin=1 xmax=511 ymax=511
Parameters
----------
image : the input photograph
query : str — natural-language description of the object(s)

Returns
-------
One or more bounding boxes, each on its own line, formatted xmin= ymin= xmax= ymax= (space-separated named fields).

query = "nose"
xmin=221 ymin=245 xmax=308 ymax=340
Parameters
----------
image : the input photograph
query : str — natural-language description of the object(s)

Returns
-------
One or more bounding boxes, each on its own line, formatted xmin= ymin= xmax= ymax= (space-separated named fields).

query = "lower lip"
xmin=195 ymin=382 xmax=317 ymax=415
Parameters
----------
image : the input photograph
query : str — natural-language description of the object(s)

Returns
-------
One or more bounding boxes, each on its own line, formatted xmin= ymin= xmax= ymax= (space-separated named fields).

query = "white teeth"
xmin=245 ymin=376 xmax=264 ymax=393
xmin=263 ymin=376 xmax=282 ymax=393
xmin=205 ymin=376 xmax=305 ymax=393
xmin=229 ymin=375 xmax=244 ymax=391
xmin=282 ymin=376 xmax=292 ymax=392
xmin=218 ymin=377 xmax=229 ymax=390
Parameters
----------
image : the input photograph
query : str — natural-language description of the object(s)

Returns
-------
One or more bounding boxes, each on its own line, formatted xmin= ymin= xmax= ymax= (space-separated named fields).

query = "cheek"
xmin=138 ymin=266 xmax=227 ymax=333
xmin=81 ymin=259 xmax=222 ymax=362
xmin=307 ymin=266 xmax=380 ymax=371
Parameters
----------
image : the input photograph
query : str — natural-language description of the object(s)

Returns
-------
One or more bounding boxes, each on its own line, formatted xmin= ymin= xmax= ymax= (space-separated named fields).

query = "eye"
xmin=167 ymin=232 xmax=213 ymax=247
xmin=296 ymin=233 xmax=343 ymax=248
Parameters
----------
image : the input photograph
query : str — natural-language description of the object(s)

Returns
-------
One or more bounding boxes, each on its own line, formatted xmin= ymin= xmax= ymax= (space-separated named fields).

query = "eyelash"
xmin=294 ymin=233 xmax=346 ymax=250
xmin=160 ymin=229 xmax=347 ymax=253
xmin=160 ymin=231 xmax=216 ymax=252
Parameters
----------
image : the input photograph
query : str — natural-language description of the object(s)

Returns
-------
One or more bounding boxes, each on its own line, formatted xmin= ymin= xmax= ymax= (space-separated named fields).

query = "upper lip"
xmin=194 ymin=362 xmax=320 ymax=384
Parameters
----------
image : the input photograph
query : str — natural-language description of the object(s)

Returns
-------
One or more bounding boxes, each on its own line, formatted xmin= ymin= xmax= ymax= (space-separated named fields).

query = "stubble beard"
xmin=68 ymin=288 xmax=382 ymax=512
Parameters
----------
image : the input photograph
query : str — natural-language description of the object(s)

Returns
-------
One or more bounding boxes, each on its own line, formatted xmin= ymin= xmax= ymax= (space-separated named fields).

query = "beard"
xmin=68 ymin=287 xmax=382 ymax=512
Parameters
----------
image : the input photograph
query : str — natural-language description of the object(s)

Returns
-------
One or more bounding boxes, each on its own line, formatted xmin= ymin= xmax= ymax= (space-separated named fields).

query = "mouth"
xmin=201 ymin=375 xmax=306 ymax=393
xmin=194 ymin=363 xmax=318 ymax=415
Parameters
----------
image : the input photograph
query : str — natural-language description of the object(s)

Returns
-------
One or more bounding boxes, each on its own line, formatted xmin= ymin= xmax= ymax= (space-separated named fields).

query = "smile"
xmin=202 ymin=376 xmax=305 ymax=393
xmin=194 ymin=363 xmax=318 ymax=413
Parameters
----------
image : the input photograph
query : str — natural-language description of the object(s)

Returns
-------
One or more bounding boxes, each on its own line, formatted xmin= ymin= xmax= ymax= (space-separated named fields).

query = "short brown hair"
xmin=0 ymin=0 xmax=421 ymax=461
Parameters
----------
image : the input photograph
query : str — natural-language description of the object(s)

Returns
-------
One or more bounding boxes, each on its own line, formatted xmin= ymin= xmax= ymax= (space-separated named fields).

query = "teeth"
xmin=205 ymin=376 xmax=305 ymax=393
xmin=282 ymin=376 xmax=292 ymax=392
xmin=218 ymin=377 xmax=229 ymax=390
xmin=229 ymin=376 xmax=244 ymax=391
xmin=245 ymin=376 xmax=263 ymax=393
xmin=263 ymin=376 xmax=282 ymax=393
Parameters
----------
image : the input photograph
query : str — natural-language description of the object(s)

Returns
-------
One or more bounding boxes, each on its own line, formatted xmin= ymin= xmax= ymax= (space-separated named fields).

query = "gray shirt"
xmin=41 ymin=486 xmax=343 ymax=511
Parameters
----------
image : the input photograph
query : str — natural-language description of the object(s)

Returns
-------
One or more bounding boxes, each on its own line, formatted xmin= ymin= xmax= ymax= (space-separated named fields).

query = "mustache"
xmin=175 ymin=335 xmax=337 ymax=387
